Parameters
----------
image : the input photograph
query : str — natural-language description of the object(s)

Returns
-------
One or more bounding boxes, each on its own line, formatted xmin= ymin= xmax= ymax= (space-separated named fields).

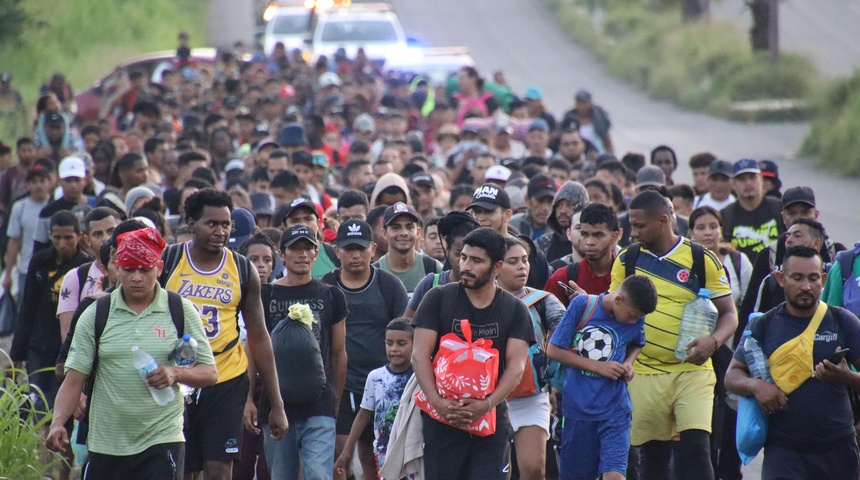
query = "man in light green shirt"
xmin=47 ymin=227 xmax=217 ymax=480
xmin=376 ymin=202 xmax=443 ymax=298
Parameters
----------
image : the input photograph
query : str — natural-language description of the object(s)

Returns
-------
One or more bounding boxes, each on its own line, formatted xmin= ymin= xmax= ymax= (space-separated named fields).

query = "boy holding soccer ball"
xmin=546 ymin=275 xmax=658 ymax=480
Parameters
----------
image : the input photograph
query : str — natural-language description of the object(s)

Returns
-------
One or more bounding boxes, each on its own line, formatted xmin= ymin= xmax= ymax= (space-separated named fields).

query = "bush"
xmin=0 ymin=360 xmax=61 ymax=479
xmin=0 ymin=0 xmax=208 ymax=105
xmin=802 ymin=71 xmax=860 ymax=174
xmin=548 ymin=0 xmax=819 ymax=119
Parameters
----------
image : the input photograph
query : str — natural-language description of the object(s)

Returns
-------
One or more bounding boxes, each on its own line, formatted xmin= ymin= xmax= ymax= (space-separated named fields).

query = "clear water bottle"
xmin=174 ymin=334 xmax=198 ymax=367
xmin=132 ymin=346 xmax=175 ymax=406
xmin=675 ymin=288 xmax=718 ymax=361
xmin=742 ymin=330 xmax=773 ymax=383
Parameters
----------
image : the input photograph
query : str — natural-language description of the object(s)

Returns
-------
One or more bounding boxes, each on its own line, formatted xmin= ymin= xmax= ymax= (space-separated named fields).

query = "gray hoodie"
xmin=537 ymin=181 xmax=589 ymax=262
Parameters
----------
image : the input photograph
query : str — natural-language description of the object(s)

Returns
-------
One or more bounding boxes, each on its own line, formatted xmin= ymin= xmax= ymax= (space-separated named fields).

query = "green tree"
xmin=0 ymin=0 xmax=30 ymax=47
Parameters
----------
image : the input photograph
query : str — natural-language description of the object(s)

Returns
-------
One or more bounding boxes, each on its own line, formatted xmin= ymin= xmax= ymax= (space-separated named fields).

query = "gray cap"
xmin=635 ymin=165 xmax=665 ymax=188
xmin=708 ymin=159 xmax=733 ymax=178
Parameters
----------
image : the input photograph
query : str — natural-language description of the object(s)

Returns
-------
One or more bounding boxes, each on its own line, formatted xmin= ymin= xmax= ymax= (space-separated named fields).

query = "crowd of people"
xmin=1 ymin=31 xmax=860 ymax=480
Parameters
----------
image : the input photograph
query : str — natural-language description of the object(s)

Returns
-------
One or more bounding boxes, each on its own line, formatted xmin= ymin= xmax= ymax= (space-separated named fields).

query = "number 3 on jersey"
xmin=194 ymin=304 xmax=221 ymax=338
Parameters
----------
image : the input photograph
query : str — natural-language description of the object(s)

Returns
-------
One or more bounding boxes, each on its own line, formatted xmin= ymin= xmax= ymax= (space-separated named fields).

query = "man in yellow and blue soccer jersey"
xmin=161 ymin=188 xmax=287 ymax=480
xmin=610 ymin=190 xmax=737 ymax=480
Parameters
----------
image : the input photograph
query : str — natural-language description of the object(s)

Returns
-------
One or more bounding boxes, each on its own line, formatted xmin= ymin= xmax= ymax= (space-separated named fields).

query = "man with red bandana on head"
xmin=48 ymin=227 xmax=218 ymax=479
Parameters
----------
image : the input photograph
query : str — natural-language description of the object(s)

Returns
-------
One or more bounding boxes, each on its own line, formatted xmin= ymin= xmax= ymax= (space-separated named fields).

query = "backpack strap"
xmin=421 ymin=254 xmax=439 ymax=275
xmin=565 ymin=261 xmax=581 ymax=285
xmin=77 ymin=262 xmax=93 ymax=299
xmin=623 ymin=244 xmax=641 ymax=279
xmin=158 ymin=243 xmax=185 ymax=288
xmin=78 ymin=293 xmax=112 ymax=444
xmin=690 ymin=241 xmax=707 ymax=289
xmin=166 ymin=291 xmax=185 ymax=337
xmin=729 ymin=250 xmax=742 ymax=284
xmin=432 ymin=273 xmax=440 ymax=288
xmin=837 ymin=248 xmax=856 ymax=284
xmin=522 ymin=289 xmax=551 ymax=307
xmin=577 ymin=294 xmax=600 ymax=331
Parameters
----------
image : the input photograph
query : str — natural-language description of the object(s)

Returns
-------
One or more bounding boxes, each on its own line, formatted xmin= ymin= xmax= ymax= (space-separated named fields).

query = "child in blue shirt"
xmin=547 ymin=275 xmax=658 ymax=480
xmin=335 ymin=318 xmax=415 ymax=479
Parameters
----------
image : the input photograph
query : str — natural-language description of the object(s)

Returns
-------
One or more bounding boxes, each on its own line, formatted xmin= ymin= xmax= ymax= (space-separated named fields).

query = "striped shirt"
xmin=66 ymin=287 xmax=214 ymax=455
xmin=610 ymin=237 xmax=731 ymax=374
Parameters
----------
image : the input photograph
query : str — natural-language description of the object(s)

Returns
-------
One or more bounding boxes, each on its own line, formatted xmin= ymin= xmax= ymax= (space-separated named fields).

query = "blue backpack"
xmin=836 ymin=243 xmax=860 ymax=316
xmin=545 ymin=294 xmax=600 ymax=391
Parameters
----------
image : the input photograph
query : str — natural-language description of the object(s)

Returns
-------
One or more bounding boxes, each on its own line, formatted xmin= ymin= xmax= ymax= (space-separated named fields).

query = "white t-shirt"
xmin=56 ymin=262 xmax=104 ymax=316
xmin=6 ymin=196 xmax=49 ymax=274
xmin=695 ymin=193 xmax=736 ymax=211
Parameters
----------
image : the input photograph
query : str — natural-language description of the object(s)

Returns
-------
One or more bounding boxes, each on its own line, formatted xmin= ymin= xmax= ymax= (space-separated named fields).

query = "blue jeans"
xmin=263 ymin=416 xmax=336 ymax=480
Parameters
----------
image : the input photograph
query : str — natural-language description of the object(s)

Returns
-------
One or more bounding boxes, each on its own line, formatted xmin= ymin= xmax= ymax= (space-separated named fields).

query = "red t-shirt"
xmin=544 ymin=258 xmax=613 ymax=306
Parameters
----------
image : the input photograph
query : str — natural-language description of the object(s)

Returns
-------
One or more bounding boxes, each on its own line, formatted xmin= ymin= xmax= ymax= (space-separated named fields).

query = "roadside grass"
xmin=0 ymin=0 xmax=209 ymax=105
xmin=801 ymin=71 xmax=860 ymax=174
xmin=544 ymin=0 xmax=819 ymax=120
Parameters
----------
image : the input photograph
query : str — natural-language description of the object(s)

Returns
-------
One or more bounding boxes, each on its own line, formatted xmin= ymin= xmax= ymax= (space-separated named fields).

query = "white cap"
xmin=317 ymin=72 xmax=342 ymax=90
xmin=225 ymin=159 xmax=245 ymax=173
xmin=485 ymin=165 xmax=512 ymax=183
xmin=58 ymin=156 xmax=87 ymax=179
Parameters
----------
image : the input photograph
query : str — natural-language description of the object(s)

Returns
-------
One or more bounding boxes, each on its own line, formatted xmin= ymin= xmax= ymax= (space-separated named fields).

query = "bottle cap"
xmin=697 ymin=288 xmax=712 ymax=297
xmin=183 ymin=333 xmax=191 ymax=341
xmin=132 ymin=346 xmax=140 ymax=352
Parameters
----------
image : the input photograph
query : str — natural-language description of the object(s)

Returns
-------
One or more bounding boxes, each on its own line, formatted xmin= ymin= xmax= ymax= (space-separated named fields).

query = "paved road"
xmin=388 ymin=0 xmax=859 ymax=247
xmin=711 ymin=0 xmax=860 ymax=79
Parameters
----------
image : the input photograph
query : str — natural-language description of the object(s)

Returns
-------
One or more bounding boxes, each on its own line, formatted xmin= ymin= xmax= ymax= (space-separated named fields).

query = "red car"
xmin=73 ymin=48 xmax=218 ymax=124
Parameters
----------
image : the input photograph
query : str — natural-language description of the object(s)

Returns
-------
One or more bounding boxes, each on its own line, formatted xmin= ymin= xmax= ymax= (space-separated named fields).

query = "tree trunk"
xmin=681 ymin=0 xmax=710 ymax=22
xmin=748 ymin=0 xmax=770 ymax=51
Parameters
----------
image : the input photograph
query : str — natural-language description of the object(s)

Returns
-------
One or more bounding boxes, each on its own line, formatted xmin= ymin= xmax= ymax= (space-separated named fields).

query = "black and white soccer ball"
xmin=577 ymin=326 xmax=614 ymax=361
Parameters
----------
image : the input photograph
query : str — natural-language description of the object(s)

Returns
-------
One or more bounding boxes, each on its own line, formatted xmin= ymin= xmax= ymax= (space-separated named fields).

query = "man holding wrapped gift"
xmin=412 ymin=227 xmax=534 ymax=479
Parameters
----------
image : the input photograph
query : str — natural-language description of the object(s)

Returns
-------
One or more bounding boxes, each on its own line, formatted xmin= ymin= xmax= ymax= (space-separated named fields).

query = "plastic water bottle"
xmin=132 ymin=346 xmax=175 ymax=406
xmin=742 ymin=330 xmax=774 ymax=383
xmin=675 ymin=288 xmax=718 ymax=361
xmin=174 ymin=334 xmax=198 ymax=367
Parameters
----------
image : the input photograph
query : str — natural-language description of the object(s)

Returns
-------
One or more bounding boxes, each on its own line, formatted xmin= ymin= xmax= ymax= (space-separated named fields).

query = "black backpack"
xmin=158 ymin=243 xmax=251 ymax=357
xmin=77 ymin=290 xmax=185 ymax=443
xmin=270 ymin=313 xmax=327 ymax=403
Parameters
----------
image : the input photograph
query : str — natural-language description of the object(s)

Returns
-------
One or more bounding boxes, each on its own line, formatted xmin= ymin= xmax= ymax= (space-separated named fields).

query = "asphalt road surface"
xmin=711 ymin=0 xmax=860 ymax=79
xmin=389 ymin=0 xmax=859 ymax=247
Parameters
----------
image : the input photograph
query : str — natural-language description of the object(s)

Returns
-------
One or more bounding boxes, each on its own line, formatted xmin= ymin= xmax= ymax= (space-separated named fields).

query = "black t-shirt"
xmin=720 ymin=197 xmax=785 ymax=260
xmin=412 ymin=283 xmax=535 ymax=381
xmin=260 ymin=279 xmax=348 ymax=421
xmin=733 ymin=304 xmax=860 ymax=450
xmin=322 ymin=267 xmax=408 ymax=393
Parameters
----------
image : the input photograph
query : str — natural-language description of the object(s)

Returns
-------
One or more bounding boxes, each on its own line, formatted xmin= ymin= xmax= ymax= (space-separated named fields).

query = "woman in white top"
xmin=688 ymin=206 xmax=752 ymax=309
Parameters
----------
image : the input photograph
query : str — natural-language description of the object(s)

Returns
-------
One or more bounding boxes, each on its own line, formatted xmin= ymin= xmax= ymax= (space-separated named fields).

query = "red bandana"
xmin=115 ymin=228 xmax=166 ymax=269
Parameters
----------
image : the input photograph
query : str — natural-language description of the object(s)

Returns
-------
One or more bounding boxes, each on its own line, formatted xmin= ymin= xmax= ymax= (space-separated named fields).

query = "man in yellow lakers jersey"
xmin=160 ymin=189 xmax=287 ymax=480
xmin=609 ymin=190 xmax=737 ymax=480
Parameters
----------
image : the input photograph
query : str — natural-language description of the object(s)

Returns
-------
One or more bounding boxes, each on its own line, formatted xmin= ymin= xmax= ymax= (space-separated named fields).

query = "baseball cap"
xmin=524 ymin=86 xmax=543 ymax=100
xmin=635 ymin=165 xmax=665 ymax=188
xmin=575 ymin=89 xmax=592 ymax=101
xmin=436 ymin=123 xmax=460 ymax=139
xmin=410 ymin=173 xmax=435 ymax=189
xmin=227 ymin=208 xmax=256 ymax=250
xmin=279 ymin=123 xmax=307 ymax=147
xmin=732 ymin=158 xmax=761 ymax=177
xmin=527 ymin=173 xmax=558 ymax=200
xmin=337 ymin=219 xmax=373 ymax=248
xmin=782 ymin=186 xmax=816 ymax=209
xmin=256 ymin=140 xmax=279 ymax=153
xmin=349 ymin=140 xmax=370 ymax=154
xmin=45 ymin=112 xmax=64 ymax=127
xmin=279 ymin=224 xmax=319 ymax=250
xmin=468 ymin=184 xmax=512 ymax=211
xmin=759 ymin=160 xmax=779 ymax=179
xmin=282 ymin=198 xmax=318 ymax=221
xmin=225 ymin=159 xmax=245 ymax=173
xmin=317 ymin=72 xmax=342 ymax=90
xmin=58 ymin=156 xmax=86 ymax=179
xmin=353 ymin=113 xmax=375 ymax=134
xmin=486 ymin=165 xmax=512 ymax=183
xmin=250 ymin=192 xmax=275 ymax=217
xmin=222 ymin=96 xmax=240 ymax=109
xmin=528 ymin=118 xmax=549 ymax=133
xmin=383 ymin=202 xmax=421 ymax=227
xmin=708 ymin=159 xmax=733 ymax=178
xmin=492 ymin=115 xmax=513 ymax=135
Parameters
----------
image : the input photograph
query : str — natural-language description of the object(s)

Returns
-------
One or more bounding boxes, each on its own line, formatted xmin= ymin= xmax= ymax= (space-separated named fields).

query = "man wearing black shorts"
xmin=323 ymin=219 xmax=408 ymax=480
xmin=412 ymin=227 xmax=534 ymax=479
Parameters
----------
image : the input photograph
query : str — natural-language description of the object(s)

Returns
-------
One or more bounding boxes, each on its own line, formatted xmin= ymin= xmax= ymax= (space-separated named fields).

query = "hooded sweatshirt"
xmin=370 ymin=172 xmax=412 ymax=207
xmin=537 ymin=181 xmax=589 ymax=263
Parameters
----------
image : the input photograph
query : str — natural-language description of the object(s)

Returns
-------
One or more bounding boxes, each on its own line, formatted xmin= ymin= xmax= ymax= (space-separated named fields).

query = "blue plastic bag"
xmin=736 ymin=395 xmax=768 ymax=465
